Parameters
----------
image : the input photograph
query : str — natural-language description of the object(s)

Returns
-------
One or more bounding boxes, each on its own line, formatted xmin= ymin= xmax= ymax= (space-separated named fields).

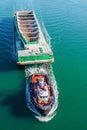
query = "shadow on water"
xmin=0 ymin=16 xmax=21 ymax=72
xmin=0 ymin=17 xmax=32 ymax=118
xmin=1 ymin=79 xmax=33 ymax=118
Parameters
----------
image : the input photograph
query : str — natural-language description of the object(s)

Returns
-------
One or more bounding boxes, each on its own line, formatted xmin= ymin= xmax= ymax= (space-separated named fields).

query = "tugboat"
xmin=27 ymin=73 xmax=55 ymax=116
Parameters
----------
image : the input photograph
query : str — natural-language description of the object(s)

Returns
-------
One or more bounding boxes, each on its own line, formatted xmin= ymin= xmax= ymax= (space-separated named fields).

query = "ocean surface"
xmin=0 ymin=0 xmax=87 ymax=129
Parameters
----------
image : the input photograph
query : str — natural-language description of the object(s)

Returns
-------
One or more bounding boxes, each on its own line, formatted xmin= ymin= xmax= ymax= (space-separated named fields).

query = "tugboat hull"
xmin=26 ymin=73 xmax=55 ymax=116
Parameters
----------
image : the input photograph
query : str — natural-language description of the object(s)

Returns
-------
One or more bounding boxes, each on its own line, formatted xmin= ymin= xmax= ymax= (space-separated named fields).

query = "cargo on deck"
xmin=14 ymin=11 xmax=54 ymax=65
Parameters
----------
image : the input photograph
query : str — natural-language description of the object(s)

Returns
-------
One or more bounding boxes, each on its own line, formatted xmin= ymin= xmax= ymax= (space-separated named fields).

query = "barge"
xmin=14 ymin=11 xmax=54 ymax=65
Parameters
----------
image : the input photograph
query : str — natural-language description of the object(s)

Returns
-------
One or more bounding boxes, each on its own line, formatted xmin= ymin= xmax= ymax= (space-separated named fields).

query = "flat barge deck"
xmin=14 ymin=11 xmax=54 ymax=65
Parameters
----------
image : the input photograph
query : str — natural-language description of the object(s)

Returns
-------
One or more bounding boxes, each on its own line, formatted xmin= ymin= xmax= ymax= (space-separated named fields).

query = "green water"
xmin=0 ymin=0 xmax=87 ymax=130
